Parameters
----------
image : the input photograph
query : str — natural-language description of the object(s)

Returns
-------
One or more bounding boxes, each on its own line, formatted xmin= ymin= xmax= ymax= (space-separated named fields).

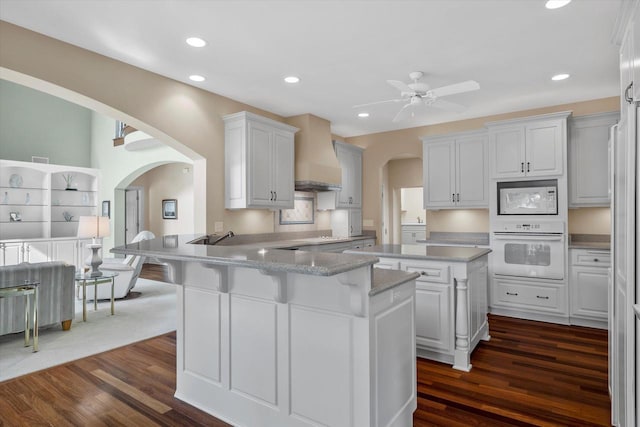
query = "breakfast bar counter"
xmin=112 ymin=235 xmax=419 ymax=427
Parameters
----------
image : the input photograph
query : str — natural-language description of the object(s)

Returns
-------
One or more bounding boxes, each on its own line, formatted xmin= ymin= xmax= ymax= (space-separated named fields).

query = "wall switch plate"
xmin=214 ymin=221 xmax=223 ymax=232
xmin=363 ymin=219 xmax=374 ymax=227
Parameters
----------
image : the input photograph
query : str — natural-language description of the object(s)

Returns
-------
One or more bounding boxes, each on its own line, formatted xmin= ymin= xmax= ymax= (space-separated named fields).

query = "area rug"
xmin=0 ymin=278 xmax=177 ymax=382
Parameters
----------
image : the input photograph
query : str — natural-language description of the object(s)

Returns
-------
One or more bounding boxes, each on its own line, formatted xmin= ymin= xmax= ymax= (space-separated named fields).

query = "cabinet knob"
xmin=274 ymin=191 xmax=277 ymax=201
xmin=452 ymin=193 xmax=455 ymax=203
xmin=506 ymin=291 xmax=518 ymax=296
xmin=457 ymin=193 xmax=460 ymax=202
xmin=527 ymin=162 xmax=530 ymax=173
xmin=521 ymin=162 xmax=524 ymax=173
xmin=625 ymin=82 xmax=634 ymax=104
xmin=593 ymin=258 xmax=599 ymax=262
xmin=536 ymin=295 xmax=550 ymax=300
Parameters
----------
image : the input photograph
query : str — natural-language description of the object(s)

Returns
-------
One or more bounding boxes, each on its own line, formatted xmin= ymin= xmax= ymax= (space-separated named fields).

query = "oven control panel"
xmin=494 ymin=221 xmax=565 ymax=234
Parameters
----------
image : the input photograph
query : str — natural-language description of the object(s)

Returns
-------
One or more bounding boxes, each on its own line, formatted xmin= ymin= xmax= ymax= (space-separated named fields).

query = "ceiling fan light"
xmin=189 ymin=74 xmax=206 ymax=82
xmin=186 ymin=37 xmax=207 ymax=47
xmin=551 ymin=73 xmax=570 ymax=81
xmin=545 ymin=0 xmax=571 ymax=9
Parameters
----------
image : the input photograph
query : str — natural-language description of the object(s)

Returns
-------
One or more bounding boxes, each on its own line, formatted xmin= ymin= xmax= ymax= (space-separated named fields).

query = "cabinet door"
xmin=423 ymin=140 xmax=455 ymax=208
xmin=271 ymin=130 xmax=294 ymax=208
xmin=375 ymin=257 xmax=399 ymax=270
xmin=569 ymin=114 xmax=617 ymax=206
xmin=570 ymin=265 xmax=608 ymax=320
xmin=491 ymin=127 xmax=526 ymax=178
xmin=53 ymin=239 xmax=79 ymax=268
xmin=247 ymin=121 xmax=274 ymax=207
xmin=351 ymin=149 xmax=362 ymax=208
xmin=525 ymin=120 xmax=563 ymax=176
xmin=335 ymin=144 xmax=353 ymax=208
xmin=414 ymin=281 xmax=453 ymax=353
xmin=0 ymin=242 xmax=24 ymax=266
xmin=456 ymin=135 xmax=488 ymax=207
xmin=349 ymin=209 xmax=362 ymax=236
xmin=24 ymin=240 xmax=51 ymax=263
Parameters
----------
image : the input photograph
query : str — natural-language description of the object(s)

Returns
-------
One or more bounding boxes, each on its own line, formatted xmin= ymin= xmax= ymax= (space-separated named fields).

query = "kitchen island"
xmin=112 ymin=235 xmax=419 ymax=427
xmin=345 ymin=244 xmax=491 ymax=371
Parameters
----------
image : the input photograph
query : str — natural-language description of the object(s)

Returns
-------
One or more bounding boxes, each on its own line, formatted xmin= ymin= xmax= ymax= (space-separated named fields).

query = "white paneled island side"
xmin=112 ymin=235 xmax=419 ymax=427
xmin=345 ymin=244 xmax=491 ymax=372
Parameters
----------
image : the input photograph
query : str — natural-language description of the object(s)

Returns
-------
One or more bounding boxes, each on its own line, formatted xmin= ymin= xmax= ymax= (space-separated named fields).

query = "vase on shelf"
xmin=25 ymin=192 xmax=30 ymax=205
xmin=62 ymin=173 xmax=76 ymax=190
xmin=1 ymin=191 xmax=7 ymax=204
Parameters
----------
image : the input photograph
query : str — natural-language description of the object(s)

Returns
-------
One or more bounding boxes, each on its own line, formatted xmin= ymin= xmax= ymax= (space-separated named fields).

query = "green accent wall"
xmin=0 ymin=79 xmax=92 ymax=166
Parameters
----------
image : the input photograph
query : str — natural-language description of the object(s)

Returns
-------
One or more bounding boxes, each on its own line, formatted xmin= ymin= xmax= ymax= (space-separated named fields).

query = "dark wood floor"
xmin=0 ymin=264 xmax=610 ymax=426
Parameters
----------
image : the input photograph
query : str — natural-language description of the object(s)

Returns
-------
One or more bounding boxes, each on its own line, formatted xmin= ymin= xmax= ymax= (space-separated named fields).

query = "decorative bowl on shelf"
xmin=63 ymin=211 xmax=73 ymax=222
xmin=9 ymin=174 xmax=23 ymax=188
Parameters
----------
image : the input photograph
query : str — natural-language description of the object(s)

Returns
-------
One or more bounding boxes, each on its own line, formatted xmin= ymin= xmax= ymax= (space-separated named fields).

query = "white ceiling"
xmin=0 ymin=0 xmax=622 ymax=137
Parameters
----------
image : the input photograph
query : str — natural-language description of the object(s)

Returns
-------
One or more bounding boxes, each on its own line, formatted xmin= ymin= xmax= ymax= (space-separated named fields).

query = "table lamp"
xmin=77 ymin=216 xmax=110 ymax=277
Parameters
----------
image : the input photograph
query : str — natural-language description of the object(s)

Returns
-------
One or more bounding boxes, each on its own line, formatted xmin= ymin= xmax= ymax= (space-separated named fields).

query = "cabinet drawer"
xmin=402 ymin=262 xmax=450 ymax=284
xmin=494 ymin=280 xmax=561 ymax=310
xmin=571 ymin=250 xmax=610 ymax=267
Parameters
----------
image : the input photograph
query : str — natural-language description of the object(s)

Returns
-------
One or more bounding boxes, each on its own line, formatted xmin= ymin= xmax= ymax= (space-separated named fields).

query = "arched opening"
xmin=0 ymin=69 xmax=206 ymax=252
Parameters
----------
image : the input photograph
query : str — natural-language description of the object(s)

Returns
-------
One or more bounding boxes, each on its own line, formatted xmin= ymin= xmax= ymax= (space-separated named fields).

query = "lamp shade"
xmin=77 ymin=216 xmax=110 ymax=239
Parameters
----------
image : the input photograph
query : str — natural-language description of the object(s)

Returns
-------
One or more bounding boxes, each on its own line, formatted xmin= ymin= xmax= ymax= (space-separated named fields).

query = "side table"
xmin=0 ymin=282 xmax=39 ymax=352
xmin=74 ymin=272 xmax=118 ymax=322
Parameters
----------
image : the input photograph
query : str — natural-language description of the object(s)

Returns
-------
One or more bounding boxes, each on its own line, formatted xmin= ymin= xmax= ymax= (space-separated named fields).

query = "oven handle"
xmin=493 ymin=233 xmax=564 ymax=241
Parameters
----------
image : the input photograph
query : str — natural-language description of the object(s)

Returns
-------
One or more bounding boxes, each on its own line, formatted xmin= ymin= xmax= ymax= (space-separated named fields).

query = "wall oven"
xmin=492 ymin=221 xmax=565 ymax=280
xmin=497 ymin=179 xmax=558 ymax=215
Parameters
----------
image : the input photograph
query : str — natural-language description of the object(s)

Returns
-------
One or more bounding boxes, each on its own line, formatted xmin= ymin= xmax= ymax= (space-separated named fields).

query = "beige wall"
xmin=347 ymin=97 xmax=619 ymax=239
xmin=568 ymin=207 xmax=611 ymax=235
xmin=131 ymin=163 xmax=194 ymax=237
xmin=400 ymin=188 xmax=424 ymax=224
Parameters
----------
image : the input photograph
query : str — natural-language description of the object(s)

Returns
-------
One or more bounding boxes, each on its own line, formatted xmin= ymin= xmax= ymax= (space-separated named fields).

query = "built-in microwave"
xmin=497 ymin=179 xmax=558 ymax=215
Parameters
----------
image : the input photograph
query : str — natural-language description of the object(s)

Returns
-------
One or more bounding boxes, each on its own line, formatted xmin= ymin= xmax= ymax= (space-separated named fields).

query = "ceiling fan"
xmin=354 ymin=71 xmax=480 ymax=122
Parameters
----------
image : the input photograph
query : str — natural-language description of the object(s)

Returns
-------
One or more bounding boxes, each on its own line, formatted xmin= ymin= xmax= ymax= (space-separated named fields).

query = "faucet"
xmin=210 ymin=231 xmax=235 ymax=245
xmin=417 ymin=216 xmax=422 ymax=224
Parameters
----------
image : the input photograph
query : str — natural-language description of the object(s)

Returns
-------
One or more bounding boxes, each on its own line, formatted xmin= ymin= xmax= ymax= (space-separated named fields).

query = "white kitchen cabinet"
xmin=569 ymin=112 xmax=619 ymax=207
xmin=0 ymin=159 xmax=99 ymax=240
xmin=331 ymin=208 xmax=362 ymax=237
xmin=487 ymin=112 xmax=570 ymax=179
xmin=422 ymin=130 xmax=488 ymax=209
xmin=569 ymin=249 xmax=610 ymax=329
xmin=224 ymin=111 xmax=298 ymax=209
xmin=401 ymin=224 xmax=426 ymax=244
xmin=0 ymin=241 xmax=23 ymax=266
xmin=334 ymin=141 xmax=363 ymax=209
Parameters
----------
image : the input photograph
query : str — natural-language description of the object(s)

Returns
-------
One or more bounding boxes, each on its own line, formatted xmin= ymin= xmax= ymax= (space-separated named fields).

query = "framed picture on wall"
xmin=162 ymin=199 xmax=177 ymax=219
xmin=102 ymin=200 xmax=110 ymax=218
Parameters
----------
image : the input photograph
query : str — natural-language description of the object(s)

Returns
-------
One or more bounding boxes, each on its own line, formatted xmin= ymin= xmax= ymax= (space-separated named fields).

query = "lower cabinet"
xmin=372 ymin=255 xmax=489 ymax=371
xmin=490 ymin=276 xmax=568 ymax=324
xmin=569 ymin=249 xmax=610 ymax=329
xmin=401 ymin=224 xmax=427 ymax=244
xmin=0 ymin=237 xmax=100 ymax=271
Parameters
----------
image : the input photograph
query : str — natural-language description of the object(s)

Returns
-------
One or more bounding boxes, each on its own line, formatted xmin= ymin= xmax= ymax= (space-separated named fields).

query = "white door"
xmin=125 ymin=188 xmax=140 ymax=243
xmin=456 ymin=135 xmax=487 ymax=206
xmin=525 ymin=120 xmax=563 ymax=176
xmin=423 ymin=140 xmax=455 ymax=208
xmin=491 ymin=127 xmax=525 ymax=178
xmin=247 ymin=121 xmax=273 ymax=207
xmin=271 ymin=130 xmax=294 ymax=208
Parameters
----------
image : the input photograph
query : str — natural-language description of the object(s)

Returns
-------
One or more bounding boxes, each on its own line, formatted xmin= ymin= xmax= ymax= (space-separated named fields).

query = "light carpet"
xmin=0 ymin=278 xmax=177 ymax=382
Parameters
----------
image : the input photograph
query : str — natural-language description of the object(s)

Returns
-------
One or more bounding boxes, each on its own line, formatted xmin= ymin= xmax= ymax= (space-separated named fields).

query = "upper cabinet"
xmin=422 ymin=130 xmax=488 ymax=209
xmin=0 ymin=159 xmax=99 ymax=240
xmin=487 ymin=112 xmax=570 ymax=179
xmin=334 ymin=141 xmax=363 ymax=209
xmin=224 ymin=111 xmax=298 ymax=209
xmin=568 ymin=112 xmax=619 ymax=207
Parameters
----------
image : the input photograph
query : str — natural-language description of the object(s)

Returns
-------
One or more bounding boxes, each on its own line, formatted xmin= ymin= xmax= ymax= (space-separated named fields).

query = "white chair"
xmin=84 ymin=231 xmax=156 ymax=301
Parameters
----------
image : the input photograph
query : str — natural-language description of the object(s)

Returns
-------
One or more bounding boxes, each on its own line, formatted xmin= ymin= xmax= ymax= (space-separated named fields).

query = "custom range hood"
xmin=285 ymin=114 xmax=342 ymax=192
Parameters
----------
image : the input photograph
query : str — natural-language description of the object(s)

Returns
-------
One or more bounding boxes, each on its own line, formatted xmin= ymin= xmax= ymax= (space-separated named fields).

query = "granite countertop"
xmin=371 ymin=269 xmax=420 ymax=296
xmin=111 ymin=234 xmax=379 ymax=277
xmin=345 ymin=244 xmax=491 ymax=262
xmin=568 ymin=234 xmax=611 ymax=250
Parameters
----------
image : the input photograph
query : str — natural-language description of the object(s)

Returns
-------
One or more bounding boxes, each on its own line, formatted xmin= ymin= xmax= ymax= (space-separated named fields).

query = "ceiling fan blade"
xmin=430 ymin=98 xmax=466 ymax=112
xmin=352 ymin=98 xmax=405 ymax=108
xmin=387 ymin=80 xmax=415 ymax=94
xmin=430 ymin=80 xmax=480 ymax=97
xmin=392 ymin=103 xmax=417 ymax=123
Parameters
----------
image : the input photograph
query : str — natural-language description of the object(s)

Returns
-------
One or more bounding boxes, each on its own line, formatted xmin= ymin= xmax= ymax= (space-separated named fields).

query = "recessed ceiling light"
xmin=186 ymin=37 xmax=207 ymax=47
xmin=284 ymin=76 xmax=300 ymax=84
xmin=358 ymin=112 xmax=370 ymax=118
xmin=551 ymin=73 xmax=570 ymax=81
xmin=545 ymin=0 xmax=571 ymax=9
xmin=189 ymin=75 xmax=206 ymax=82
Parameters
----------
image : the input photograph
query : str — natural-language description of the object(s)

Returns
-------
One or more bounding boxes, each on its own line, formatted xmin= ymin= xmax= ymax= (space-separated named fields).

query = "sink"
xmin=187 ymin=232 xmax=236 ymax=246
